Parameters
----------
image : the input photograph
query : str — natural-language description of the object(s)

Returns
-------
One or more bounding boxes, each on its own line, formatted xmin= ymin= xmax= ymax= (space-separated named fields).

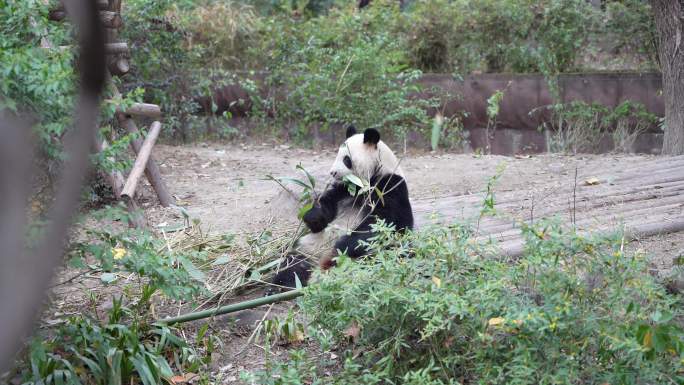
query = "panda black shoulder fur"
xmin=270 ymin=126 xmax=413 ymax=291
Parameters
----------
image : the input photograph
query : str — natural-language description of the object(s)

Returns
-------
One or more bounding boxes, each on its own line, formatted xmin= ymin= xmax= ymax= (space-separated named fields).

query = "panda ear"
xmin=363 ymin=128 xmax=380 ymax=146
xmin=345 ymin=125 xmax=357 ymax=139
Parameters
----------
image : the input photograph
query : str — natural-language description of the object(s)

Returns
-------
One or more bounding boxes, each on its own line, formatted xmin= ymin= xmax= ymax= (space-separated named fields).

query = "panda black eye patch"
xmin=343 ymin=155 xmax=352 ymax=169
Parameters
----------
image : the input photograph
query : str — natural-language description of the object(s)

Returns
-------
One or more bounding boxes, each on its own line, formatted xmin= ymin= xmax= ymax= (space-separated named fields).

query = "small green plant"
xmin=15 ymin=298 xmax=204 ymax=385
xmin=607 ymin=100 xmax=658 ymax=153
xmin=484 ymin=88 xmax=506 ymax=154
xmin=69 ymin=205 xmax=208 ymax=301
xmin=543 ymin=101 xmax=610 ymax=154
xmin=540 ymin=100 xmax=657 ymax=154
xmin=262 ymin=309 xmax=307 ymax=346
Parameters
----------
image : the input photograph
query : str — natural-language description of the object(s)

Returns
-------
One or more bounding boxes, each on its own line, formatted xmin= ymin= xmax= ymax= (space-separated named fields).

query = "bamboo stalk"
xmin=157 ymin=290 xmax=302 ymax=325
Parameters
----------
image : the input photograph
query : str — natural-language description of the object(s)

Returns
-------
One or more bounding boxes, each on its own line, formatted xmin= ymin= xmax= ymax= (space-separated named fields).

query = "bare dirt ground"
xmin=52 ymin=142 xmax=683 ymax=383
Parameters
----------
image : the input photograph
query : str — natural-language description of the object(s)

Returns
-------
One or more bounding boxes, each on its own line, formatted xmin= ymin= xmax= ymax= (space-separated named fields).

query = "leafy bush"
xmin=605 ymin=0 xmax=658 ymax=66
xmin=252 ymin=1 xmax=437 ymax=146
xmin=541 ymin=100 xmax=658 ymax=154
xmin=252 ymin=221 xmax=683 ymax=384
xmin=544 ymin=101 xmax=611 ymax=154
xmin=0 ymin=0 xmax=75 ymax=158
xmin=607 ymin=100 xmax=658 ymax=153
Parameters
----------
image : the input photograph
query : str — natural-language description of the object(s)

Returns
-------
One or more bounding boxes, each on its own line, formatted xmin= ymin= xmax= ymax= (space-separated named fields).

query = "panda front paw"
xmin=303 ymin=206 xmax=329 ymax=233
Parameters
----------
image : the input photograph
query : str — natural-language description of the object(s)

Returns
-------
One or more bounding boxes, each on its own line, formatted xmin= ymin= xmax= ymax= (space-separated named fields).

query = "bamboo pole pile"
xmin=411 ymin=155 xmax=684 ymax=258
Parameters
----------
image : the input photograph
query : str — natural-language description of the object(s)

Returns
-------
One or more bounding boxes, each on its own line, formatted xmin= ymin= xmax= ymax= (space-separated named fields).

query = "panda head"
xmin=329 ymin=125 xmax=403 ymax=181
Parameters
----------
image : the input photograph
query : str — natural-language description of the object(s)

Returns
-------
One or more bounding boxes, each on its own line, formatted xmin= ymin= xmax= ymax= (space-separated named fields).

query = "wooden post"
xmin=108 ymin=56 xmax=130 ymax=76
xmin=121 ymin=121 xmax=162 ymax=199
xmin=92 ymin=136 xmax=124 ymax=198
xmin=116 ymin=113 xmax=174 ymax=207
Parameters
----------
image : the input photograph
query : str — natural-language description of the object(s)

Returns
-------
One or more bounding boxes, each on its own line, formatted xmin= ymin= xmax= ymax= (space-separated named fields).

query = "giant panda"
xmin=269 ymin=125 xmax=413 ymax=291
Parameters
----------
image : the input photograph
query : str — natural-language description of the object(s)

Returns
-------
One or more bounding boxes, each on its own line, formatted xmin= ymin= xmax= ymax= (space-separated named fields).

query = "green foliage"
xmin=256 ymin=221 xmax=684 ymax=384
xmin=251 ymin=1 xmax=437 ymax=145
xmin=401 ymin=0 xmax=603 ymax=74
xmin=68 ymin=205 xmax=208 ymax=301
xmin=0 ymin=0 xmax=75 ymax=158
xmin=18 ymin=298 xmax=204 ymax=385
xmin=607 ymin=100 xmax=658 ymax=153
xmin=605 ymin=0 xmax=658 ymax=66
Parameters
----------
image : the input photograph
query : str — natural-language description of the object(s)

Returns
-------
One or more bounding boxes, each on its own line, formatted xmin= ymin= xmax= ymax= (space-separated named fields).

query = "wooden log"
xmin=117 ymin=114 xmax=174 ymax=207
xmin=122 ymin=103 xmax=162 ymax=119
xmin=49 ymin=10 xmax=121 ymax=28
xmin=121 ymin=121 xmax=162 ymax=199
xmin=51 ymin=0 xmax=109 ymax=11
xmin=478 ymin=198 xmax=684 ymax=244
xmin=92 ymin=136 xmax=145 ymax=228
xmin=110 ymin=0 xmax=122 ymax=12
xmin=105 ymin=42 xmax=128 ymax=55
xmin=108 ymin=56 xmax=130 ymax=76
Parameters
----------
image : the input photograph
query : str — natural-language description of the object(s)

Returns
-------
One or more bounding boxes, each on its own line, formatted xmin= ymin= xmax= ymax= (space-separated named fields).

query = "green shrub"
xmin=253 ymin=221 xmax=683 ymax=384
xmin=251 ymin=1 xmax=437 ymax=146
xmin=15 ymin=298 xmax=205 ymax=385
xmin=604 ymin=0 xmax=658 ymax=66
xmin=541 ymin=100 xmax=658 ymax=154
xmin=0 ymin=0 xmax=75 ymax=158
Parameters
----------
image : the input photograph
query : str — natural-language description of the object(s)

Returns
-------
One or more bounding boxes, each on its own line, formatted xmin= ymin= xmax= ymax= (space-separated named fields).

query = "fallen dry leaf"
xmin=488 ymin=317 xmax=505 ymax=327
xmin=343 ymin=321 xmax=361 ymax=343
xmin=169 ymin=373 xmax=199 ymax=384
xmin=432 ymin=276 xmax=442 ymax=288
xmin=584 ymin=177 xmax=600 ymax=186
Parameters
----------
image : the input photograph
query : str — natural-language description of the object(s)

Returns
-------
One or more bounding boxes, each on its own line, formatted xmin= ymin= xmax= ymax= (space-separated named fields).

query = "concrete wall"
xmin=201 ymin=72 xmax=665 ymax=154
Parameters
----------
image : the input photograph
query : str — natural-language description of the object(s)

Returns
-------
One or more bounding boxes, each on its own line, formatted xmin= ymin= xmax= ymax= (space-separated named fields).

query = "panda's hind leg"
xmin=267 ymin=252 xmax=313 ymax=295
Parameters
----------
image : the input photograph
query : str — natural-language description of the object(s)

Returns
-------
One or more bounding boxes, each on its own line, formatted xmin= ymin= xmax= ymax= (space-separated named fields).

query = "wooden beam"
xmin=51 ymin=0 xmax=109 ymax=11
xmin=122 ymin=103 xmax=162 ymax=119
xmin=121 ymin=121 xmax=162 ymax=199
xmin=116 ymin=113 xmax=174 ymax=207
xmin=105 ymin=42 xmax=128 ymax=55
xmin=49 ymin=10 xmax=122 ymax=28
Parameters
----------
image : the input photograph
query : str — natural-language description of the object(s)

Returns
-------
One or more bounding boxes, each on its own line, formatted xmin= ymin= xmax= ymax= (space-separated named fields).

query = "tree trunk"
xmin=651 ymin=0 xmax=684 ymax=155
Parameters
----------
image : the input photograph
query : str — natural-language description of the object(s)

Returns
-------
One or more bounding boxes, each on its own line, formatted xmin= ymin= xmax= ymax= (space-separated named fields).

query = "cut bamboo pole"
xmin=121 ymin=121 xmax=161 ymax=199
xmin=117 ymin=114 xmax=174 ymax=206
xmin=157 ymin=290 xmax=303 ymax=325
